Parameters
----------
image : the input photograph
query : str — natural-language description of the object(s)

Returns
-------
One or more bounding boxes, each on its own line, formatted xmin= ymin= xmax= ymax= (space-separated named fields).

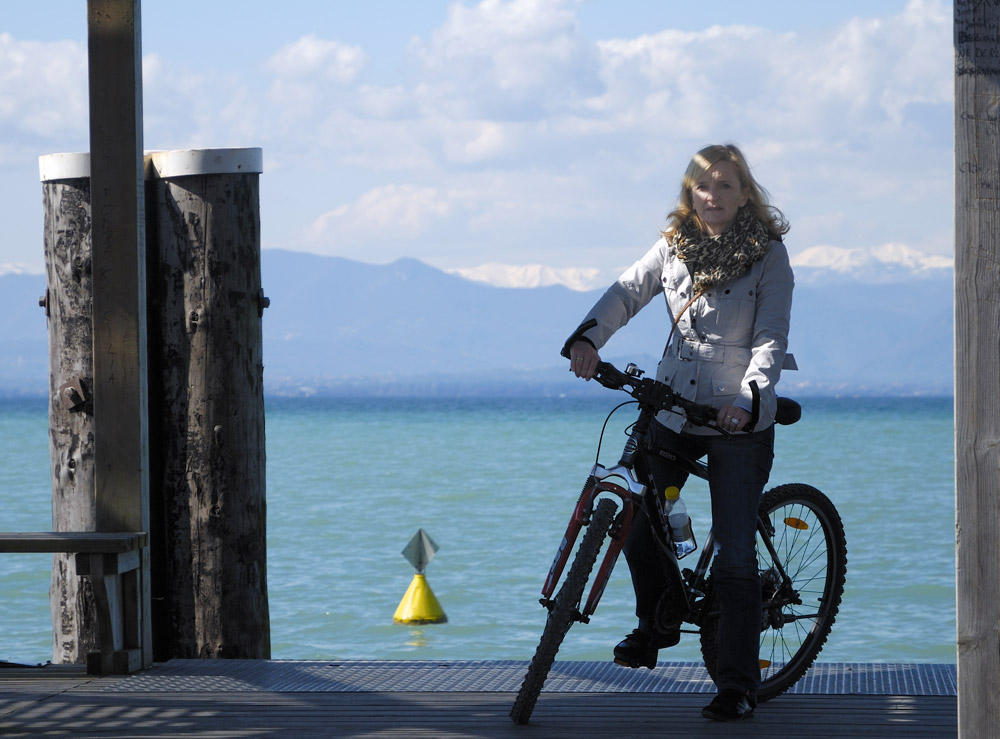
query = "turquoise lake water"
xmin=0 ymin=392 xmax=956 ymax=666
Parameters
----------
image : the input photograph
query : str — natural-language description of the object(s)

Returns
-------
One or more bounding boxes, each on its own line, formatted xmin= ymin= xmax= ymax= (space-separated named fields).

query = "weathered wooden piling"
xmin=954 ymin=3 xmax=1000 ymax=736
xmin=38 ymin=153 xmax=100 ymax=665
xmin=39 ymin=148 xmax=269 ymax=663
xmin=145 ymin=148 xmax=270 ymax=659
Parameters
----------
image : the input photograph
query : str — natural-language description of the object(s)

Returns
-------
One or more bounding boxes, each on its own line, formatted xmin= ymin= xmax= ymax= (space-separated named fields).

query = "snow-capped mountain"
xmin=446 ymin=243 xmax=953 ymax=292
xmin=446 ymin=263 xmax=607 ymax=292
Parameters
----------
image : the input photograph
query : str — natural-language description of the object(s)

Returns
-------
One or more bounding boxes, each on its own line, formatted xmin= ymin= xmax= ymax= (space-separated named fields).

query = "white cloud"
xmin=591 ymin=25 xmax=773 ymax=137
xmin=879 ymin=0 xmax=953 ymax=122
xmin=265 ymin=34 xmax=367 ymax=83
xmin=410 ymin=0 xmax=600 ymax=117
xmin=439 ymin=119 xmax=520 ymax=163
xmin=0 ymin=262 xmax=44 ymax=277
xmin=143 ymin=52 xmax=245 ymax=148
xmin=589 ymin=1 xmax=951 ymax=143
xmin=0 ymin=2 xmax=958 ymax=283
xmin=0 ymin=33 xmax=87 ymax=140
xmin=294 ymin=167 xmax=621 ymax=265
xmin=305 ymin=184 xmax=455 ymax=250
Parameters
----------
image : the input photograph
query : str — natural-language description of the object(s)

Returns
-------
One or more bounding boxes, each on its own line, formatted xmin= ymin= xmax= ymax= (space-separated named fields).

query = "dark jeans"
xmin=622 ymin=419 xmax=775 ymax=700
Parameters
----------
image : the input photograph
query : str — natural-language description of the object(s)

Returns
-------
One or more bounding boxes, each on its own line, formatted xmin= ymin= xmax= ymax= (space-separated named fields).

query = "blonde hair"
xmin=664 ymin=144 xmax=789 ymax=240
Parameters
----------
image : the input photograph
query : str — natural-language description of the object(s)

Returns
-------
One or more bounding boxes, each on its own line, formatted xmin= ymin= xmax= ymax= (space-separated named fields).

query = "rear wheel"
xmin=700 ymin=483 xmax=847 ymax=701
xmin=510 ymin=497 xmax=618 ymax=725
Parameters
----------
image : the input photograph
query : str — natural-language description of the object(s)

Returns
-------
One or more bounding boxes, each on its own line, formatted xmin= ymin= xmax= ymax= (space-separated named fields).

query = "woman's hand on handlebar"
xmin=716 ymin=403 xmax=751 ymax=432
xmin=568 ymin=340 xmax=600 ymax=380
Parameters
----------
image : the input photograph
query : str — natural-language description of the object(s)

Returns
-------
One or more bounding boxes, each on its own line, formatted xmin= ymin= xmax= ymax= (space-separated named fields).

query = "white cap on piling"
xmin=147 ymin=148 xmax=263 ymax=178
xmin=38 ymin=152 xmax=91 ymax=182
xmin=39 ymin=148 xmax=264 ymax=182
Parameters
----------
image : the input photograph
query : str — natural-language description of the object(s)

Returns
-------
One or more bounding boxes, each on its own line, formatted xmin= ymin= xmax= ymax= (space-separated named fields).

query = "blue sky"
xmin=1 ymin=1 xmax=953 ymax=287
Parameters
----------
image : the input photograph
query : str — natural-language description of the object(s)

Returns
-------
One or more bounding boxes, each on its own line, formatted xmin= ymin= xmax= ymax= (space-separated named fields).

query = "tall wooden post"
xmin=146 ymin=149 xmax=270 ymax=659
xmin=954 ymin=3 xmax=1000 ymax=735
xmin=87 ymin=0 xmax=152 ymax=670
xmin=39 ymin=153 xmax=100 ymax=664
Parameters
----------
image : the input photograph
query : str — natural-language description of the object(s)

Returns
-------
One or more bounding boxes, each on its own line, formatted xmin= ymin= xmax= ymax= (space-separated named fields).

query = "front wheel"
xmin=510 ymin=497 xmax=618 ymax=725
xmin=700 ymin=483 xmax=847 ymax=702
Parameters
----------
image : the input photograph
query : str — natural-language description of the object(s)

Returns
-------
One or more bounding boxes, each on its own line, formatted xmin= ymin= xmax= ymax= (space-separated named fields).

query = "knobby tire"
xmin=509 ymin=497 xmax=618 ymax=725
xmin=700 ymin=483 xmax=847 ymax=702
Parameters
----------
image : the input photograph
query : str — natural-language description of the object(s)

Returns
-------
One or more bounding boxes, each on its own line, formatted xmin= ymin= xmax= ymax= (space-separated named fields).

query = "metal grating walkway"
xmin=100 ymin=660 xmax=957 ymax=696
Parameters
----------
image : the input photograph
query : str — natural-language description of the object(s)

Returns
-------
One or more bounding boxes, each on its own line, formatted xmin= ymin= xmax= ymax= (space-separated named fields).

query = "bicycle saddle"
xmin=775 ymin=398 xmax=801 ymax=425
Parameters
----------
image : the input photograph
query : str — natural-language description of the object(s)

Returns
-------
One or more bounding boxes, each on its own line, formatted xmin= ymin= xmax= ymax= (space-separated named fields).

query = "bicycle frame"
xmin=540 ymin=445 xmax=719 ymax=626
xmin=538 ymin=404 xmax=790 ymax=633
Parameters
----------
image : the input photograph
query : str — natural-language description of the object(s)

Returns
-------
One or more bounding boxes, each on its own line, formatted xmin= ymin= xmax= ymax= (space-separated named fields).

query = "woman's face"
xmin=691 ymin=160 xmax=748 ymax=236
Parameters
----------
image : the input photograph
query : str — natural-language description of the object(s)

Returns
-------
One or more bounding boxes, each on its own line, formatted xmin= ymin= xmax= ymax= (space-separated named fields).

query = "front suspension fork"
xmin=540 ymin=476 xmax=635 ymax=620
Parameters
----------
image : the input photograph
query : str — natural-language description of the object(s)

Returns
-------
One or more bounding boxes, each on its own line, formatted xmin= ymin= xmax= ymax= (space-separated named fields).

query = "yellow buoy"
xmin=393 ymin=529 xmax=447 ymax=624
xmin=393 ymin=573 xmax=448 ymax=624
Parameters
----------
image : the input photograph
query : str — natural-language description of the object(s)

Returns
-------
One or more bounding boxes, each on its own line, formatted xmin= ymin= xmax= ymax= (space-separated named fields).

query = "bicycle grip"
xmin=594 ymin=361 xmax=629 ymax=390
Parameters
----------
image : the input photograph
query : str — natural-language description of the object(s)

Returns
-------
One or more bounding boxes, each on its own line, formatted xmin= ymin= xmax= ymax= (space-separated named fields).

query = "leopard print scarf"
xmin=669 ymin=207 xmax=771 ymax=294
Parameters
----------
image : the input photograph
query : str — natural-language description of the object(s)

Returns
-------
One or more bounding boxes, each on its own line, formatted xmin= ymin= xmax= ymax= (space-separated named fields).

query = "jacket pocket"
xmin=709 ymin=362 xmax=746 ymax=398
xmin=694 ymin=281 xmax=756 ymax=340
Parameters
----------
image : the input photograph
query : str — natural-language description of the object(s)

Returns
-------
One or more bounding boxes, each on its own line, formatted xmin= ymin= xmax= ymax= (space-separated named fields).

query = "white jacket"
xmin=574 ymin=236 xmax=795 ymax=433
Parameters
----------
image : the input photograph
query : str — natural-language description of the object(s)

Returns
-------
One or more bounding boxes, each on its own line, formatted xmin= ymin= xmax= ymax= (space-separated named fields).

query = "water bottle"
xmin=662 ymin=486 xmax=697 ymax=558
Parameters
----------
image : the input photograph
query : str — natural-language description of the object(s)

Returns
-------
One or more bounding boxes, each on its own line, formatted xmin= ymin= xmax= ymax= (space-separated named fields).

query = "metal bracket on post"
xmin=58 ymin=378 xmax=92 ymax=414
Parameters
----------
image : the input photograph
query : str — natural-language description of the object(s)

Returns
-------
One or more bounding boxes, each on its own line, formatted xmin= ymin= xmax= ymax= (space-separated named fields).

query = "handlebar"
xmin=564 ymin=319 xmax=792 ymax=430
xmin=592 ymin=361 xmax=721 ymax=429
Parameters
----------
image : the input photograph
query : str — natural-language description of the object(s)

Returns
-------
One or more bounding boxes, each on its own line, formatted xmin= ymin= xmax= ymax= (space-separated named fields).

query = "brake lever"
xmin=707 ymin=421 xmax=733 ymax=438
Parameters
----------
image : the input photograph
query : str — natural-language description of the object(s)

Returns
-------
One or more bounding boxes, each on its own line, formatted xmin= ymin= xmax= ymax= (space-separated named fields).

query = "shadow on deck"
xmin=0 ymin=660 xmax=957 ymax=737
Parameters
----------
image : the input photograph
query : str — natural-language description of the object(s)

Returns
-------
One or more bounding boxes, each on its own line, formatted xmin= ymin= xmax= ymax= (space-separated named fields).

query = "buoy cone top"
xmin=402 ymin=528 xmax=439 ymax=573
xmin=393 ymin=573 xmax=447 ymax=624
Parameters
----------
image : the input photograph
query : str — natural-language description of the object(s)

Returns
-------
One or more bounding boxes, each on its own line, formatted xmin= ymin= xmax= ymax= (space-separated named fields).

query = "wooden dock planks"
xmin=0 ymin=661 xmax=956 ymax=738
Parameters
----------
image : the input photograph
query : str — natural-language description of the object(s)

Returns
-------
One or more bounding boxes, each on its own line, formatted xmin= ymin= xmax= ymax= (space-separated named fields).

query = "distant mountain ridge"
xmin=0 ymin=249 xmax=954 ymax=397
xmin=447 ymin=263 xmax=606 ymax=291
xmin=444 ymin=243 xmax=954 ymax=292
xmin=791 ymin=244 xmax=952 ymax=284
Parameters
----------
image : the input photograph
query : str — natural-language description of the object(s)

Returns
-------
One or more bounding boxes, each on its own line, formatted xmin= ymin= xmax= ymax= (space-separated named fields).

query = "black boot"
xmin=613 ymin=627 xmax=679 ymax=669
xmin=701 ymin=688 xmax=756 ymax=721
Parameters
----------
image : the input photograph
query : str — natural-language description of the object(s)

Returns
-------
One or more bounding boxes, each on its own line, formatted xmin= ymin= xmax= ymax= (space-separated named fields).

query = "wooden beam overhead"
xmin=86 ymin=0 xmax=151 ymax=668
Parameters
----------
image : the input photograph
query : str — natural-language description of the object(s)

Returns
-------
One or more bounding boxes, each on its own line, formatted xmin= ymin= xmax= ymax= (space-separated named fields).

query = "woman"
xmin=564 ymin=144 xmax=794 ymax=722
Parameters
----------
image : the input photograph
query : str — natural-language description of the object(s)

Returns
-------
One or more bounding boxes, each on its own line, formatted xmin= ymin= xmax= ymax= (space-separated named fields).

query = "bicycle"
xmin=510 ymin=359 xmax=847 ymax=725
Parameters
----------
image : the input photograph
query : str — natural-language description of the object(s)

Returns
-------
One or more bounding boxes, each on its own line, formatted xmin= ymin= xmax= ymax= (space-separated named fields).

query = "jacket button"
xmin=690 ymin=379 xmax=696 ymax=385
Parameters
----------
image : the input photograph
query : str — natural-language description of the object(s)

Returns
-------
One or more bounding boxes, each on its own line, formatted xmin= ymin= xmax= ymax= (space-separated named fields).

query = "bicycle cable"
xmin=594 ymin=400 xmax=639 ymax=465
